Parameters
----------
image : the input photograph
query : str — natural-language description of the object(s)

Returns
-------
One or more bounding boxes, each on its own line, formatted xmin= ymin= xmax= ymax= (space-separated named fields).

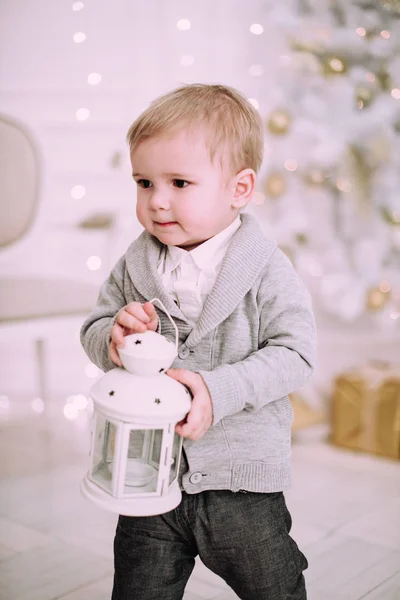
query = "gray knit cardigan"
xmin=81 ymin=213 xmax=316 ymax=493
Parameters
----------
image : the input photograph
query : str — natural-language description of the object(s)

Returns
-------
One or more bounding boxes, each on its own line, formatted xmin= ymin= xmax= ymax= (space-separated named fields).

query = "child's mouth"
xmin=155 ymin=221 xmax=178 ymax=228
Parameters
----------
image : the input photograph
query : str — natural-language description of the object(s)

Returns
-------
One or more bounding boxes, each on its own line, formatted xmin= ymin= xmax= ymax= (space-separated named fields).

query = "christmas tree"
xmin=250 ymin=0 xmax=400 ymax=327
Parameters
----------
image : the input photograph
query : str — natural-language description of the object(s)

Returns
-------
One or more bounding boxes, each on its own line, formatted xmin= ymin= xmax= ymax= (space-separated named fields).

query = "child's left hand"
xmin=166 ymin=368 xmax=213 ymax=441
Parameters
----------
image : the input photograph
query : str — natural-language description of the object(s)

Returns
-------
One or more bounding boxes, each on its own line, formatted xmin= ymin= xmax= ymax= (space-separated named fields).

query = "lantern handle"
xmin=149 ymin=297 xmax=179 ymax=352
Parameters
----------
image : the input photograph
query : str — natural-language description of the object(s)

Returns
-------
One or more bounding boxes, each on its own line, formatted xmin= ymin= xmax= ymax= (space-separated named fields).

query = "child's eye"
xmin=173 ymin=179 xmax=189 ymax=189
xmin=137 ymin=179 xmax=153 ymax=189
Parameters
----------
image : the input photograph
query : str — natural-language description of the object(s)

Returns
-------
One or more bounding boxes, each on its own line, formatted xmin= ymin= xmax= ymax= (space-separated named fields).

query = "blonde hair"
xmin=126 ymin=83 xmax=264 ymax=175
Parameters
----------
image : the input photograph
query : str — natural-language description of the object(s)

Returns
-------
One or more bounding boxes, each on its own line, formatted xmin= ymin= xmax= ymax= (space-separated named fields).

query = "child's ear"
xmin=231 ymin=168 xmax=256 ymax=209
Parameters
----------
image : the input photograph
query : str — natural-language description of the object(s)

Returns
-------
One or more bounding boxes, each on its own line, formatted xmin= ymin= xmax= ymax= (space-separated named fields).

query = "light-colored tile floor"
xmin=0 ymin=399 xmax=399 ymax=600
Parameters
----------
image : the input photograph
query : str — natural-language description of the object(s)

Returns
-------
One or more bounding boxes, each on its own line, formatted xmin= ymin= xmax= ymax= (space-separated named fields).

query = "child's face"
xmin=131 ymin=128 xmax=242 ymax=251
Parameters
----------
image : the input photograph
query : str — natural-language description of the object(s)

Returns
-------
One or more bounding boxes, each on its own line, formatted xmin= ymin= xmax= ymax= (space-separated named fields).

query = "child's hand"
xmin=166 ymin=368 xmax=213 ymax=441
xmin=109 ymin=302 xmax=158 ymax=366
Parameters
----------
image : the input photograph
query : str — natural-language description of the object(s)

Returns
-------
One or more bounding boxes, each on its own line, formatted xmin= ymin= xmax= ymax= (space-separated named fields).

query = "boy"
xmin=81 ymin=83 xmax=316 ymax=599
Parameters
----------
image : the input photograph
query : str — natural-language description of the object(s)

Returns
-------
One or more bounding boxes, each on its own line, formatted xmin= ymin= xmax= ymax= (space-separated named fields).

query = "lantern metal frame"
xmin=81 ymin=298 xmax=190 ymax=516
xmin=87 ymin=412 xmax=182 ymax=497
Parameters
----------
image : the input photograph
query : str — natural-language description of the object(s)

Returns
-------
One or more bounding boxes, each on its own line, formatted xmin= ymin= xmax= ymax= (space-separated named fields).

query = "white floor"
xmin=0 ymin=396 xmax=399 ymax=600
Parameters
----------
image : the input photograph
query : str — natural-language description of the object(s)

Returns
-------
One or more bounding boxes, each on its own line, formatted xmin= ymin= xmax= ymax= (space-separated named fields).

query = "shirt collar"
xmin=163 ymin=216 xmax=241 ymax=273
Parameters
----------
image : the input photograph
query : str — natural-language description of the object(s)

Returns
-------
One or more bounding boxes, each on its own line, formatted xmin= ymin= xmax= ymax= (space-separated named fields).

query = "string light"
xmin=86 ymin=255 xmax=102 ymax=270
xmin=70 ymin=185 xmax=86 ymax=199
xmin=85 ymin=363 xmax=100 ymax=378
xmin=250 ymin=24 xmax=264 ymax=35
xmin=249 ymin=64 xmax=264 ymax=76
xmin=88 ymin=72 xmax=102 ymax=85
xmin=380 ymin=30 xmax=391 ymax=39
xmin=180 ymin=54 xmax=194 ymax=66
xmin=72 ymin=2 xmax=84 ymax=11
xmin=356 ymin=27 xmax=366 ymax=37
xmin=74 ymin=395 xmax=89 ymax=410
xmin=73 ymin=32 xmax=86 ymax=43
xmin=176 ymin=19 xmax=191 ymax=30
xmin=328 ymin=58 xmax=345 ymax=73
xmin=284 ymin=159 xmax=298 ymax=172
xmin=336 ymin=179 xmax=352 ymax=192
xmin=365 ymin=72 xmax=376 ymax=83
xmin=66 ymin=394 xmax=89 ymax=410
xmin=391 ymin=88 xmax=400 ymax=100
xmin=248 ymin=98 xmax=259 ymax=109
xmin=63 ymin=403 xmax=79 ymax=420
xmin=76 ymin=108 xmax=90 ymax=121
xmin=31 ymin=397 xmax=45 ymax=413
xmin=379 ymin=280 xmax=392 ymax=293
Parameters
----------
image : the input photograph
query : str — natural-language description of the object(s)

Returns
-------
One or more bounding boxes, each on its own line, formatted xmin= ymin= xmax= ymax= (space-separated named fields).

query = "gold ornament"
xmin=291 ymin=38 xmax=324 ymax=55
xmin=280 ymin=245 xmax=294 ymax=263
xmin=323 ymin=56 xmax=348 ymax=76
xmin=266 ymin=109 xmax=292 ymax=136
xmin=355 ymin=85 xmax=374 ymax=108
xmin=379 ymin=0 xmax=400 ymax=14
xmin=366 ymin=287 xmax=389 ymax=311
xmin=381 ymin=206 xmax=400 ymax=225
xmin=263 ymin=172 xmax=286 ymax=199
xmin=367 ymin=134 xmax=391 ymax=166
xmin=363 ymin=27 xmax=380 ymax=41
xmin=296 ymin=233 xmax=308 ymax=246
xmin=376 ymin=70 xmax=393 ymax=91
xmin=78 ymin=212 xmax=114 ymax=230
xmin=347 ymin=145 xmax=372 ymax=213
xmin=291 ymin=52 xmax=322 ymax=75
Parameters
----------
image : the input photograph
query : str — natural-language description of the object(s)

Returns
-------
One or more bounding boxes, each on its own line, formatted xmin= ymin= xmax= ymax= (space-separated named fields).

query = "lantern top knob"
xmin=117 ymin=298 xmax=179 ymax=376
xmin=118 ymin=331 xmax=176 ymax=374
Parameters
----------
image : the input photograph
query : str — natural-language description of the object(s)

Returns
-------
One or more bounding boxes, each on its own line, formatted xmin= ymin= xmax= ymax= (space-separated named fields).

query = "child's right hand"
xmin=109 ymin=302 xmax=158 ymax=367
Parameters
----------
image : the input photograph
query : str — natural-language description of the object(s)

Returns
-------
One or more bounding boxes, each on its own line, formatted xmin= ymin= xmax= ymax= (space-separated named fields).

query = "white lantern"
xmin=81 ymin=299 xmax=191 ymax=516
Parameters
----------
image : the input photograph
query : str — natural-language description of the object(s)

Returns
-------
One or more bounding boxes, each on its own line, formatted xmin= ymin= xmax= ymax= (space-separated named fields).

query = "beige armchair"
xmin=0 ymin=114 xmax=99 ymax=402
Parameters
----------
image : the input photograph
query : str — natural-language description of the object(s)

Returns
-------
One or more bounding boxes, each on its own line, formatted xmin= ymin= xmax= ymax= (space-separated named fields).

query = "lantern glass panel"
xmin=123 ymin=428 xmax=163 ymax=493
xmin=91 ymin=414 xmax=116 ymax=493
xmin=150 ymin=429 xmax=163 ymax=466
xmin=169 ymin=432 xmax=182 ymax=485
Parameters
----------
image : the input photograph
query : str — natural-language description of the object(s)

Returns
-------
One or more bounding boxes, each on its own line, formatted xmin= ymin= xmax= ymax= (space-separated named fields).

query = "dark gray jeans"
xmin=112 ymin=490 xmax=308 ymax=600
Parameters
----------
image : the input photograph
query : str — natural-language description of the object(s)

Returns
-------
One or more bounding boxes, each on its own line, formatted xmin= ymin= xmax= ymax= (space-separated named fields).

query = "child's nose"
xmin=149 ymin=189 xmax=170 ymax=210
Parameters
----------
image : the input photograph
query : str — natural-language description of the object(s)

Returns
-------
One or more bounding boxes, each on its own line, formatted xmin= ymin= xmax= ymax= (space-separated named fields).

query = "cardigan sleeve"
xmin=80 ymin=255 xmax=128 ymax=372
xmin=198 ymin=248 xmax=317 ymax=425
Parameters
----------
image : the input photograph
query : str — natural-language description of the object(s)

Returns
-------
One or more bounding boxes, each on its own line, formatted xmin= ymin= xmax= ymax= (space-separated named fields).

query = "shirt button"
xmin=189 ymin=472 xmax=203 ymax=484
xmin=178 ymin=346 xmax=190 ymax=359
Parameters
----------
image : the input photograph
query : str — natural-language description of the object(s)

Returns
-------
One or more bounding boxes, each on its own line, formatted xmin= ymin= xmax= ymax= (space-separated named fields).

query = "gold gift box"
xmin=330 ymin=364 xmax=400 ymax=459
xmin=290 ymin=393 xmax=325 ymax=432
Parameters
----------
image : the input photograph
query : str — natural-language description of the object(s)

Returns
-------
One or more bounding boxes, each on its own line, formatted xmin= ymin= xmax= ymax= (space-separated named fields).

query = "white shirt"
xmin=157 ymin=217 xmax=241 ymax=322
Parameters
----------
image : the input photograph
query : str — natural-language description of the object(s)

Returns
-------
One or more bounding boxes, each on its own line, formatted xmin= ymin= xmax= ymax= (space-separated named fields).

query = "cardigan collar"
xmin=125 ymin=213 xmax=277 ymax=347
